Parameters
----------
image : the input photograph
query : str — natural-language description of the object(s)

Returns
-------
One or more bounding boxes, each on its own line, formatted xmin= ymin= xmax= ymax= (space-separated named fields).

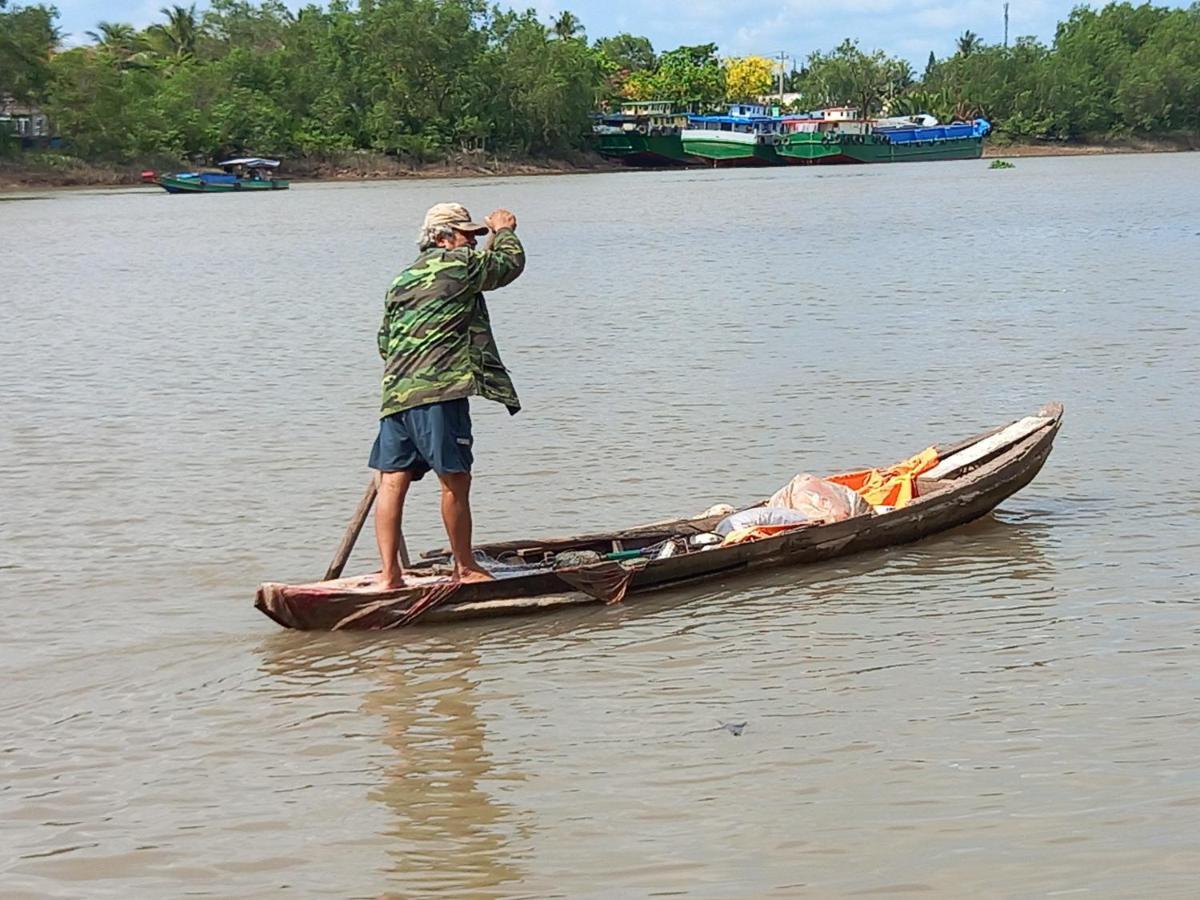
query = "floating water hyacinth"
xmin=990 ymin=159 xmax=1016 ymax=169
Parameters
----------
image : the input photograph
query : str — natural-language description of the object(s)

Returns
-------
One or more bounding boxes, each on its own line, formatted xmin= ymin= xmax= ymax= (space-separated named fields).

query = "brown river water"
xmin=2 ymin=154 xmax=1199 ymax=897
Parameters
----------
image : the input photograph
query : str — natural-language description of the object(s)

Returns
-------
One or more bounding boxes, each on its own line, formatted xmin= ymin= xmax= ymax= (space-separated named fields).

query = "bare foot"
xmin=375 ymin=571 xmax=407 ymax=590
xmin=455 ymin=566 xmax=495 ymax=584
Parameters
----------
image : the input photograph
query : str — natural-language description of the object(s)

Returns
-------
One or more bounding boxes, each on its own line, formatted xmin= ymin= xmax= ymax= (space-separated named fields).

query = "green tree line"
xmin=908 ymin=3 xmax=1200 ymax=137
xmin=2 ymin=0 xmax=608 ymax=161
xmin=2 ymin=0 xmax=1199 ymax=164
xmin=784 ymin=3 xmax=1200 ymax=138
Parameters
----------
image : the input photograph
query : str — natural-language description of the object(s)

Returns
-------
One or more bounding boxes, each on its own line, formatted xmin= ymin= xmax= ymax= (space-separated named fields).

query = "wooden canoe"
xmin=255 ymin=402 xmax=1063 ymax=631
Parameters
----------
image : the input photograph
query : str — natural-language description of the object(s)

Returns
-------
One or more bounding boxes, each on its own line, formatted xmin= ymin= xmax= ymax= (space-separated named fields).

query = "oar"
xmin=324 ymin=476 xmax=377 ymax=581
xmin=323 ymin=474 xmax=412 ymax=581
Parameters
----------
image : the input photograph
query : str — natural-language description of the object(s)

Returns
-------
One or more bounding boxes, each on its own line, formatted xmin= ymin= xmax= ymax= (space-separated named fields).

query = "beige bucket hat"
xmin=422 ymin=202 xmax=489 ymax=235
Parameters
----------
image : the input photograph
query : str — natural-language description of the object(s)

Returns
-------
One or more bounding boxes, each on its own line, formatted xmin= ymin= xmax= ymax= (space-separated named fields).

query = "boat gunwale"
xmin=155 ymin=173 xmax=290 ymax=193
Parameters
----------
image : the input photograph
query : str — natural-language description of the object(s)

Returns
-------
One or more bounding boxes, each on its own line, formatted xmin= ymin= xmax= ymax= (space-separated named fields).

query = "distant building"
xmin=0 ymin=95 xmax=54 ymax=147
xmin=727 ymin=102 xmax=771 ymax=118
xmin=821 ymin=106 xmax=862 ymax=121
xmin=621 ymin=100 xmax=673 ymax=117
xmin=762 ymin=92 xmax=806 ymax=107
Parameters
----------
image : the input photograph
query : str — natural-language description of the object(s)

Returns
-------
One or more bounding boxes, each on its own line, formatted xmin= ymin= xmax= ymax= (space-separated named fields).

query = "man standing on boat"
xmin=371 ymin=202 xmax=524 ymax=588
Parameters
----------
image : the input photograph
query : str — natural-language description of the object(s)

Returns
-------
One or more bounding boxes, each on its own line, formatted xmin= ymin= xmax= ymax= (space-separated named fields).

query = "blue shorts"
xmin=369 ymin=398 xmax=474 ymax=480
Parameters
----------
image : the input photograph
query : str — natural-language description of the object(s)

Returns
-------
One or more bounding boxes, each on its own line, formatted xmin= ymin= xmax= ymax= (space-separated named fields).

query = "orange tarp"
xmin=827 ymin=446 xmax=939 ymax=509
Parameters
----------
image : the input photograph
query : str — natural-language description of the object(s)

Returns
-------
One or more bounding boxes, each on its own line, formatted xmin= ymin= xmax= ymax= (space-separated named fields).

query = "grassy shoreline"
xmin=3 ymin=137 xmax=1195 ymax=191
xmin=983 ymin=133 xmax=1200 ymax=157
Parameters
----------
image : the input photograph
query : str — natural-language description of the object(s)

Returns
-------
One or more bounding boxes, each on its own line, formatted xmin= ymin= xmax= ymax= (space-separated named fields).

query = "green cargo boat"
xmin=592 ymin=131 xmax=696 ymax=167
xmin=774 ymin=130 xmax=846 ymax=164
xmin=591 ymin=101 xmax=699 ymax=167
xmin=680 ymin=103 xmax=783 ymax=167
xmin=776 ymin=108 xmax=989 ymax=165
xmin=778 ymin=130 xmax=983 ymax=164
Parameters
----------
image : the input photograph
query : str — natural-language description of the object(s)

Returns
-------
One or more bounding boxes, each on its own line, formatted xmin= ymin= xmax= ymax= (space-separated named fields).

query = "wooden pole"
xmin=325 ymin=475 xmax=376 ymax=581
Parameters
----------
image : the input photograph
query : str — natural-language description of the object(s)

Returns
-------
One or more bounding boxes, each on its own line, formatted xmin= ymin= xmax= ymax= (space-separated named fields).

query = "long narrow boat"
xmin=152 ymin=157 xmax=289 ymax=193
xmin=256 ymin=403 xmax=1063 ymax=631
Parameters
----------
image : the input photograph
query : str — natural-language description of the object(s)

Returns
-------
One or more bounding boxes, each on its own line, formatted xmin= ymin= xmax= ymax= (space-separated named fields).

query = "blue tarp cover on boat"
xmin=874 ymin=119 xmax=990 ymax=142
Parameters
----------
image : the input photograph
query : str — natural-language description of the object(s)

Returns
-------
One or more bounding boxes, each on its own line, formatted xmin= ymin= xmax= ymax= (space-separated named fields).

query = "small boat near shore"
xmin=255 ymin=402 xmax=1063 ymax=631
xmin=149 ymin=157 xmax=289 ymax=193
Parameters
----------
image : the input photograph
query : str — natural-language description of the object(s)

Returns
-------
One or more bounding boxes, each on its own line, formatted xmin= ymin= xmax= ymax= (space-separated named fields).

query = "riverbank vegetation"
xmin=2 ymin=0 xmax=1198 ymax=175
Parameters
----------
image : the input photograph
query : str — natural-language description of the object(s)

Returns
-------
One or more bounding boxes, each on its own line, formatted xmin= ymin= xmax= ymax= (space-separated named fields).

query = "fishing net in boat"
xmin=557 ymin=560 xmax=647 ymax=605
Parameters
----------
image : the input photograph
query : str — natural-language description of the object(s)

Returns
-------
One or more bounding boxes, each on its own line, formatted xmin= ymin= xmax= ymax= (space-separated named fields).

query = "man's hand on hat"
xmin=485 ymin=209 xmax=517 ymax=232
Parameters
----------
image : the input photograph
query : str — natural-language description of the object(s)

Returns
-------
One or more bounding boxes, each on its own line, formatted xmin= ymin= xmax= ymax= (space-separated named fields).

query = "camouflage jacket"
xmin=377 ymin=228 xmax=524 ymax=418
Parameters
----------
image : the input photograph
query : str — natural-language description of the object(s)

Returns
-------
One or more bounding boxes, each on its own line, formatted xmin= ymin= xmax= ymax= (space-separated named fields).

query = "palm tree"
xmin=86 ymin=21 xmax=135 ymax=45
xmin=956 ymin=30 xmax=981 ymax=57
xmin=85 ymin=21 xmax=146 ymax=60
xmin=149 ymin=4 xmax=200 ymax=58
xmin=551 ymin=11 xmax=584 ymax=40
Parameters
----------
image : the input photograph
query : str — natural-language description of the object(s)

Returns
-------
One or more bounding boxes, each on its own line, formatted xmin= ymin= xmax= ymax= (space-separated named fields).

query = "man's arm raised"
xmin=468 ymin=209 xmax=524 ymax=293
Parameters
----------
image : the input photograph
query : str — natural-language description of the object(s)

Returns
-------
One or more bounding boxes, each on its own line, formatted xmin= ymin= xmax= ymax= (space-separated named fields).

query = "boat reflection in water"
xmin=592 ymin=507 xmax=1060 ymax=639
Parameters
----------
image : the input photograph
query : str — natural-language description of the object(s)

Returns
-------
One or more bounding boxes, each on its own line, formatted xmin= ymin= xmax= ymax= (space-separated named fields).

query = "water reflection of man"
xmin=257 ymin=636 xmax=525 ymax=895
xmin=371 ymin=203 xmax=525 ymax=589
xmin=362 ymin=646 xmax=524 ymax=895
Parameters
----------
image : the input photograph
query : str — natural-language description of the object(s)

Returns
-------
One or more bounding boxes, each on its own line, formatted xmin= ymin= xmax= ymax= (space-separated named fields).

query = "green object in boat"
xmin=604 ymin=549 xmax=645 ymax=561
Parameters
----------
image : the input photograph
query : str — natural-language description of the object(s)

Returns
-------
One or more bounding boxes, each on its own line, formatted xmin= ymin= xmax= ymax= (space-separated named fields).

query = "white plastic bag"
xmin=767 ymin=473 xmax=873 ymax=522
xmin=715 ymin=506 xmax=811 ymax=536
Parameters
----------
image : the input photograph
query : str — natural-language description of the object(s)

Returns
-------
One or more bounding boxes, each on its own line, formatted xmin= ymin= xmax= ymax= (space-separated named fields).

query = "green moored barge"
xmin=775 ymin=107 xmax=989 ymax=165
xmin=679 ymin=103 xmax=783 ymax=167
xmin=591 ymin=101 xmax=699 ymax=167
xmin=592 ymin=132 xmax=695 ymax=167
xmin=590 ymin=102 xmax=991 ymax=169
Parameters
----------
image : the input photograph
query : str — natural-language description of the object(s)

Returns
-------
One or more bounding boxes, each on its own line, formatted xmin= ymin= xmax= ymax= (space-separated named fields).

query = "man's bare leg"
xmin=375 ymin=470 xmax=413 ymax=589
xmin=439 ymin=471 xmax=493 ymax=583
